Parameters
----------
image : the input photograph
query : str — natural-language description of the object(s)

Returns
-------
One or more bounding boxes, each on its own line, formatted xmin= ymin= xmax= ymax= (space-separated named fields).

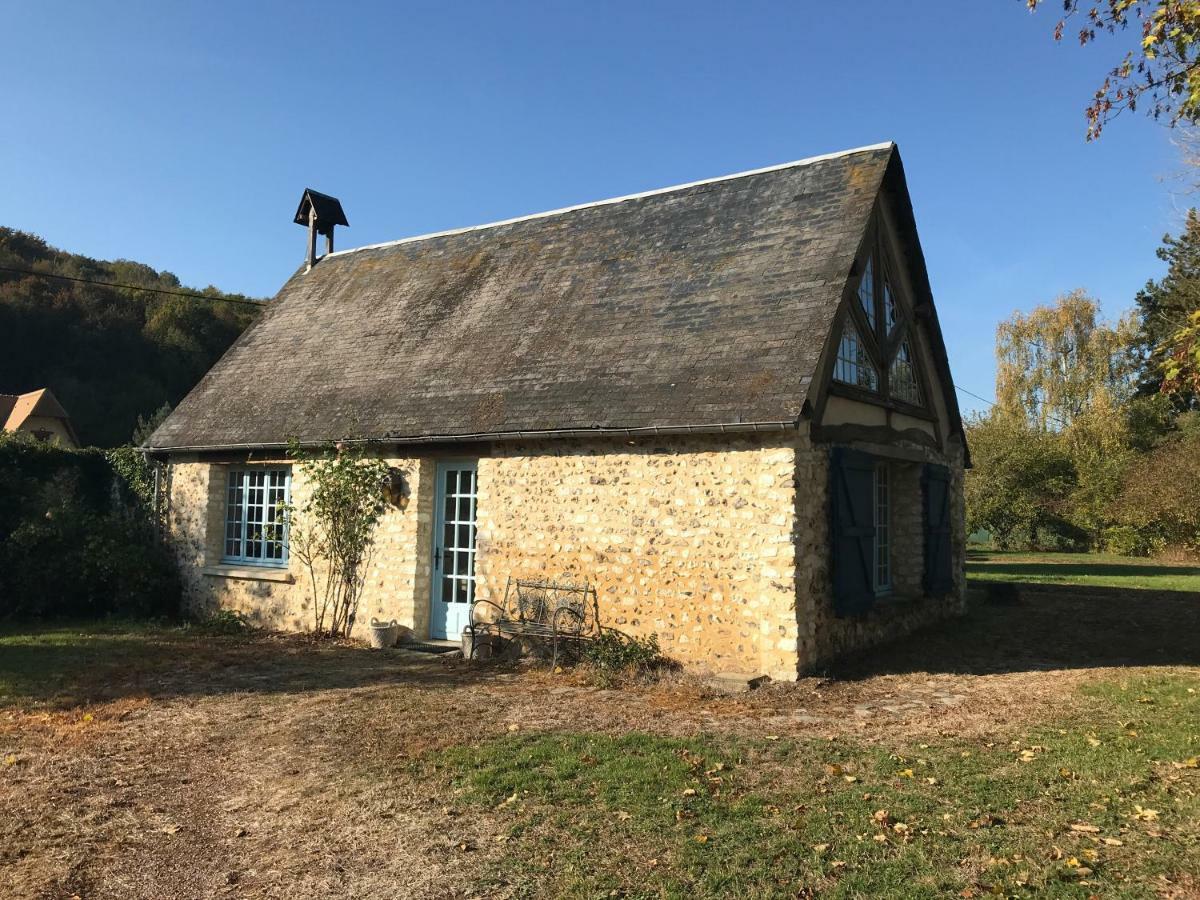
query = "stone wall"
xmin=163 ymin=429 xmax=966 ymax=679
xmin=795 ymin=438 xmax=967 ymax=672
xmin=165 ymin=454 xmax=431 ymax=635
xmin=474 ymin=434 xmax=801 ymax=680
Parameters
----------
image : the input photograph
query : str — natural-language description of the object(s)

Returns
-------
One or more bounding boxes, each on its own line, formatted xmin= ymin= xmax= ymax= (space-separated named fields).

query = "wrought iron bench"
xmin=468 ymin=577 xmax=601 ymax=665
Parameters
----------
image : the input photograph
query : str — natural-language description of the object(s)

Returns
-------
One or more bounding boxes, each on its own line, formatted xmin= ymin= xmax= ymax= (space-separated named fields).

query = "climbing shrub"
xmin=285 ymin=441 xmax=391 ymax=639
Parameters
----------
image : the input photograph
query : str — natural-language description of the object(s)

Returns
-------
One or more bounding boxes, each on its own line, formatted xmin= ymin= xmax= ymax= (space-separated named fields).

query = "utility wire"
xmin=0 ymin=265 xmax=264 ymax=308
xmin=954 ymin=382 xmax=1070 ymax=430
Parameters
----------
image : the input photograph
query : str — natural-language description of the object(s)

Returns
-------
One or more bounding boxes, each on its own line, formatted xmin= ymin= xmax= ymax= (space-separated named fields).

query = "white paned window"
xmin=833 ymin=322 xmax=879 ymax=391
xmin=874 ymin=462 xmax=891 ymax=593
xmin=889 ymin=339 xmax=922 ymax=405
xmin=224 ymin=468 xmax=291 ymax=566
xmin=858 ymin=256 xmax=876 ymax=328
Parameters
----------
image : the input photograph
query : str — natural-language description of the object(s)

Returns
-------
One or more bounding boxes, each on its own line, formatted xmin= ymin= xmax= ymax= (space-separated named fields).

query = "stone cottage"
xmin=146 ymin=142 xmax=967 ymax=681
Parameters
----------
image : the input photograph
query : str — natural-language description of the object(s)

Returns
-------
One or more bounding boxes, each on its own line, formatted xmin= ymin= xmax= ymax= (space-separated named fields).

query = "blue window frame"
xmin=223 ymin=468 xmax=291 ymax=566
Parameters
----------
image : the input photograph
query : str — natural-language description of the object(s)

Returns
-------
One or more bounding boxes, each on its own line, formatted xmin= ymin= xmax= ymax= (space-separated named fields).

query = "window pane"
xmin=874 ymin=464 xmax=890 ymax=592
xmin=442 ymin=577 xmax=453 ymax=604
xmin=889 ymin=339 xmax=922 ymax=405
xmin=223 ymin=468 xmax=290 ymax=564
xmin=858 ymin=256 xmax=875 ymax=328
xmin=833 ymin=322 xmax=878 ymax=392
xmin=884 ymin=279 xmax=897 ymax=330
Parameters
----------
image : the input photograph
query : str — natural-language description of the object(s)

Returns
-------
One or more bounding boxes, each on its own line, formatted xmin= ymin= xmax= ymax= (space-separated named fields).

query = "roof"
xmin=1 ymin=388 xmax=79 ymax=443
xmin=150 ymin=143 xmax=917 ymax=451
xmin=293 ymin=189 xmax=349 ymax=237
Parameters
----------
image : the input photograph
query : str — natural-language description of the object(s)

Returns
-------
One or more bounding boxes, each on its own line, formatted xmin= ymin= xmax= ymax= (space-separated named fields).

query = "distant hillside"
xmin=0 ymin=228 xmax=261 ymax=447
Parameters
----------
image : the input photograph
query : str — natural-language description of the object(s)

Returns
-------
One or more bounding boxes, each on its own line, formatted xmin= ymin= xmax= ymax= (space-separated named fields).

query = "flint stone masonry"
xmin=474 ymin=434 xmax=800 ymax=680
xmin=163 ymin=428 xmax=966 ymax=681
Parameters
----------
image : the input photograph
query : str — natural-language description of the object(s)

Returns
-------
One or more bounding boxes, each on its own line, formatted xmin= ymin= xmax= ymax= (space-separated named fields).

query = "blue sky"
xmin=2 ymin=1 xmax=1184 ymax=414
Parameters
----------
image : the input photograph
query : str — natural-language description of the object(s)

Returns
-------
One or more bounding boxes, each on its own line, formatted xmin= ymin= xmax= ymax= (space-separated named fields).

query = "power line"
xmin=0 ymin=265 xmax=264 ymax=308
xmin=954 ymin=383 xmax=1070 ymax=430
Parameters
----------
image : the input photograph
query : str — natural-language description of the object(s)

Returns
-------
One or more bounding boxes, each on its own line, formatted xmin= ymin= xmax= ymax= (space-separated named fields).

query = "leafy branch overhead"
xmin=1027 ymin=0 xmax=1200 ymax=138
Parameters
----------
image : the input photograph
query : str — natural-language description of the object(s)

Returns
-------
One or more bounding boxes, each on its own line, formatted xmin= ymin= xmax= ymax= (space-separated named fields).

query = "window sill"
xmin=202 ymin=565 xmax=294 ymax=584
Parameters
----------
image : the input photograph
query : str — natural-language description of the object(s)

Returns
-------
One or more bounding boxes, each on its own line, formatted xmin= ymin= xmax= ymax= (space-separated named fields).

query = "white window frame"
xmin=873 ymin=462 xmax=892 ymax=595
xmin=222 ymin=467 xmax=291 ymax=567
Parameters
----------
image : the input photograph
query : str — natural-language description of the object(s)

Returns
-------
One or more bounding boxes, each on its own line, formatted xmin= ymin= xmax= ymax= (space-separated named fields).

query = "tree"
xmin=285 ymin=442 xmax=391 ymax=639
xmin=995 ymin=290 xmax=1137 ymax=431
xmin=1026 ymin=0 xmax=1200 ymax=139
xmin=1110 ymin=429 xmax=1200 ymax=551
xmin=1134 ymin=209 xmax=1200 ymax=408
xmin=1160 ymin=308 xmax=1200 ymax=400
xmin=965 ymin=413 xmax=1078 ymax=549
xmin=0 ymin=227 xmax=259 ymax=446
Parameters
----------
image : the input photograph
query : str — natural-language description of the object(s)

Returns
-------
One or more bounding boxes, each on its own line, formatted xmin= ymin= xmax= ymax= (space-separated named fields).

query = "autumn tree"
xmin=995 ymin=290 xmax=1138 ymax=430
xmin=1026 ymin=0 xmax=1200 ymax=138
xmin=1133 ymin=210 xmax=1200 ymax=409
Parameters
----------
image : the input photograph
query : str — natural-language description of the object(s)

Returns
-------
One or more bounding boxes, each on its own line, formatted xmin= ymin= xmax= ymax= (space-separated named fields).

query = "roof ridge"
xmin=325 ymin=142 xmax=894 ymax=260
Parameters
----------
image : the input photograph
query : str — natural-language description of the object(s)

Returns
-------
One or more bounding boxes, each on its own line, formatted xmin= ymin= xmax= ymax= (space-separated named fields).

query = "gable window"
xmin=838 ymin=240 xmax=928 ymax=410
xmin=833 ymin=321 xmax=879 ymax=391
xmin=889 ymin=338 xmax=922 ymax=406
xmin=224 ymin=468 xmax=291 ymax=566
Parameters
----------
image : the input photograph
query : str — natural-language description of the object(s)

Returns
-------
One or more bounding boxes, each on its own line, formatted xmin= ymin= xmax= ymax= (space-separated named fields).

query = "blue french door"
xmin=430 ymin=461 xmax=478 ymax=639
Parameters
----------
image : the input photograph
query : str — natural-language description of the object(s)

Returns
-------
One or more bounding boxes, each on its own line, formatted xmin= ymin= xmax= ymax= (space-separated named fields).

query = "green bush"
xmin=0 ymin=434 xmax=179 ymax=619
xmin=583 ymin=631 xmax=665 ymax=686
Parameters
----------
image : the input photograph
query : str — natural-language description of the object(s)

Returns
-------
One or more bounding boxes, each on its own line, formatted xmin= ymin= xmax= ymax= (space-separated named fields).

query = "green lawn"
xmin=428 ymin=675 xmax=1200 ymax=898
xmin=967 ymin=551 xmax=1200 ymax=592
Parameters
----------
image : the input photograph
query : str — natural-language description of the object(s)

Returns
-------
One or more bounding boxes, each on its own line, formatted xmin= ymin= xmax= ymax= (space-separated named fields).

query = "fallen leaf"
xmin=925 ymin=777 xmax=939 ymax=785
xmin=898 ymin=768 xmax=914 ymax=778
xmin=616 ymin=811 xmax=632 ymax=821
xmin=844 ymin=775 xmax=859 ymax=783
xmin=81 ymin=713 xmax=94 ymax=723
xmin=3 ymin=754 xmax=17 ymax=767
xmin=1087 ymin=737 xmax=1102 ymax=748
xmin=813 ymin=843 xmax=830 ymax=854
xmin=1132 ymin=805 xmax=1159 ymax=821
xmin=507 ymin=723 xmax=520 ymax=732
xmin=160 ymin=824 xmax=180 ymax=835
xmin=1173 ymin=757 xmax=1199 ymax=770
xmin=765 ymin=735 xmax=780 ymax=742
xmin=694 ymin=833 xmax=709 ymax=844
xmin=1102 ymin=837 xmax=1123 ymax=846
xmin=1068 ymin=823 xmax=1101 ymax=833
xmin=872 ymin=809 xmax=891 ymax=824
xmin=823 ymin=763 xmax=844 ymax=777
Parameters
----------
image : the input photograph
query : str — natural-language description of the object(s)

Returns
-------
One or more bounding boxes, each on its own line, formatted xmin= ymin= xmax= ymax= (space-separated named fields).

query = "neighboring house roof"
xmin=1 ymin=388 xmax=80 ymax=445
xmin=150 ymin=142 xmax=960 ymax=452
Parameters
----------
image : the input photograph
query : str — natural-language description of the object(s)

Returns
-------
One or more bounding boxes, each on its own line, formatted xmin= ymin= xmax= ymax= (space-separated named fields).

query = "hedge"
xmin=0 ymin=434 xmax=180 ymax=619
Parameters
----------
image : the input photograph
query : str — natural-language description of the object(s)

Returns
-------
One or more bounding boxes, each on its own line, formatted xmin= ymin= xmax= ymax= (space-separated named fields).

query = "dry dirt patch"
xmin=2 ymin=588 xmax=1198 ymax=898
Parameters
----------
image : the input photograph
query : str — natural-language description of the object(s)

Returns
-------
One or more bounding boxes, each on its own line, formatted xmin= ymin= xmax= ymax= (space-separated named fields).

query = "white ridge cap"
xmin=325 ymin=141 xmax=895 ymax=259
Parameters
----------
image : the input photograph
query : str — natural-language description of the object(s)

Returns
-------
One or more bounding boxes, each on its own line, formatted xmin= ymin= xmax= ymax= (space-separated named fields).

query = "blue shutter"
xmin=830 ymin=448 xmax=876 ymax=617
xmin=922 ymin=464 xmax=954 ymax=595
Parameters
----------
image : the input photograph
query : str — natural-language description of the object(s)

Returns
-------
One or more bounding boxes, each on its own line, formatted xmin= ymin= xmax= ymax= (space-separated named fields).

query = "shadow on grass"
xmin=0 ymin=625 xmax=502 ymax=709
xmin=831 ymin=582 xmax=1200 ymax=680
xmin=969 ymin=560 xmax=1200 ymax=580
